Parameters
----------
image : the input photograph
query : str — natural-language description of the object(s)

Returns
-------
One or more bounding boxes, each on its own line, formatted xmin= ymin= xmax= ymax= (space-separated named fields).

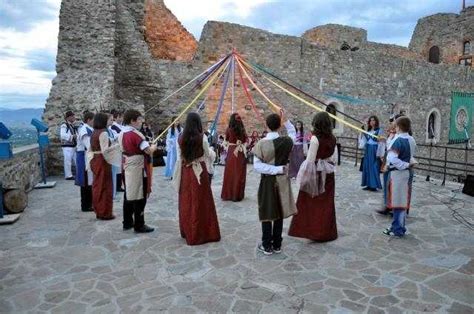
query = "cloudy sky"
xmin=0 ymin=0 xmax=468 ymax=110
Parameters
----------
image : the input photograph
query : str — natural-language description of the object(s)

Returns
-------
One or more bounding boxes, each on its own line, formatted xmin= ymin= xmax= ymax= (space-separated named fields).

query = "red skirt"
xmin=179 ymin=161 xmax=221 ymax=245
xmin=221 ymin=146 xmax=247 ymax=201
xmin=288 ymin=173 xmax=337 ymax=241
xmin=91 ymin=155 xmax=113 ymax=219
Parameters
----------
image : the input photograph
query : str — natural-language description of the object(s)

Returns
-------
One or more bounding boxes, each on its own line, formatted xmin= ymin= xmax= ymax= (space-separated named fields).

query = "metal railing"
xmin=337 ymin=136 xmax=474 ymax=185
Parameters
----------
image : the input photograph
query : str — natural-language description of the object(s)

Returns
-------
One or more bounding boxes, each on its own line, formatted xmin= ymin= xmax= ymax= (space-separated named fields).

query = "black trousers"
xmin=261 ymin=219 xmax=283 ymax=249
xmin=80 ymin=186 xmax=92 ymax=211
xmin=123 ymin=178 xmax=148 ymax=230
xmin=116 ymin=173 xmax=123 ymax=191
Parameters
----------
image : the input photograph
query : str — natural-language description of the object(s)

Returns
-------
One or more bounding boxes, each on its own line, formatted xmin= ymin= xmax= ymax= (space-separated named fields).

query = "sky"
xmin=0 ymin=0 xmax=469 ymax=110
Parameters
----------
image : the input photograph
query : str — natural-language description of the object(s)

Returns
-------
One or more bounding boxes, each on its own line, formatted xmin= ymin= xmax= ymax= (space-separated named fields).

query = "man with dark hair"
xmin=76 ymin=111 xmax=94 ymax=212
xmin=252 ymin=111 xmax=297 ymax=255
xmin=110 ymin=109 xmax=124 ymax=135
xmin=119 ymin=109 xmax=157 ymax=233
xmin=60 ymin=110 xmax=78 ymax=180
xmin=383 ymin=116 xmax=417 ymax=237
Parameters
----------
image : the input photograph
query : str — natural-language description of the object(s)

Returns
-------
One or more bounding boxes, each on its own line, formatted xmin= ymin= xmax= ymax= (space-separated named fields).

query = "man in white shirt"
xmin=60 ymin=110 xmax=77 ymax=180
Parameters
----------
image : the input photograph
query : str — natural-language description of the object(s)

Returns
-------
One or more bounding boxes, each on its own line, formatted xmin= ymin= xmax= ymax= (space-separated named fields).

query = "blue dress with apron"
xmin=164 ymin=128 xmax=179 ymax=178
xmin=361 ymin=128 xmax=382 ymax=189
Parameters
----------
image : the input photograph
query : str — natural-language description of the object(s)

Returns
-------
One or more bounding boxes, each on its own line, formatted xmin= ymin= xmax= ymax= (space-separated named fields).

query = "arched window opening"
xmin=428 ymin=112 xmax=436 ymax=139
xmin=463 ymin=41 xmax=471 ymax=55
xmin=428 ymin=46 xmax=440 ymax=64
xmin=425 ymin=109 xmax=441 ymax=144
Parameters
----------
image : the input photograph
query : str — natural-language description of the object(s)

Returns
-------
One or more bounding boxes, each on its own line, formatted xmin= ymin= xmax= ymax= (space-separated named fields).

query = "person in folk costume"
xmin=288 ymin=120 xmax=307 ymax=179
xmin=217 ymin=135 xmax=226 ymax=165
xmin=288 ymin=112 xmax=338 ymax=242
xmin=359 ymin=115 xmax=385 ymax=191
xmin=221 ymin=113 xmax=248 ymax=202
xmin=253 ymin=111 xmax=298 ymax=255
xmin=140 ymin=122 xmax=154 ymax=142
xmin=378 ymin=114 xmax=400 ymax=215
xmin=60 ymin=110 xmax=78 ymax=180
xmin=164 ymin=118 xmax=182 ymax=180
xmin=119 ymin=110 xmax=157 ymax=233
xmin=383 ymin=116 xmax=417 ymax=237
xmin=173 ymin=112 xmax=220 ymax=245
xmin=75 ymin=111 xmax=94 ymax=212
xmin=105 ymin=112 xmax=120 ymax=200
xmin=110 ymin=109 xmax=125 ymax=193
xmin=246 ymin=130 xmax=260 ymax=163
xmin=89 ymin=113 xmax=119 ymax=220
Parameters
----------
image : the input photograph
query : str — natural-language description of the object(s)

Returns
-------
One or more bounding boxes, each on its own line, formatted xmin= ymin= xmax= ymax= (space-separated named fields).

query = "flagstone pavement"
xmin=0 ymin=162 xmax=473 ymax=313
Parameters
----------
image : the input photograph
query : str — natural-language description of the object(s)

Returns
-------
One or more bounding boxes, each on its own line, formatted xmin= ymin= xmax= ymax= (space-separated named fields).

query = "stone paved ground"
xmin=1 ymin=162 xmax=473 ymax=313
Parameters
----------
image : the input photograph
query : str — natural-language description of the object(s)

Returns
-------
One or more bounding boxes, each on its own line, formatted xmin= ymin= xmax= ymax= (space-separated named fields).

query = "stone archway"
xmin=425 ymin=108 xmax=441 ymax=144
xmin=428 ymin=46 xmax=440 ymax=64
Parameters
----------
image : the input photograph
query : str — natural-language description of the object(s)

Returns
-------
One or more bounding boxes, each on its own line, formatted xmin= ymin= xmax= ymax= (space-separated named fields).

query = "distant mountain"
xmin=0 ymin=108 xmax=44 ymax=127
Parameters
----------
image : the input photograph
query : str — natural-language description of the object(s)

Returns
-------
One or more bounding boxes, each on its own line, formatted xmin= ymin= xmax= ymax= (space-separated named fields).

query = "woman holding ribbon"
xmin=221 ymin=113 xmax=248 ymax=202
xmin=174 ymin=112 xmax=220 ymax=245
xmin=164 ymin=118 xmax=181 ymax=180
xmin=288 ymin=112 xmax=338 ymax=242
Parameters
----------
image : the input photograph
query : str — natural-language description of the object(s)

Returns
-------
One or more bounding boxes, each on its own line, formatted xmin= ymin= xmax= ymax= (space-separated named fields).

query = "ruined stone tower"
xmin=44 ymin=0 xmax=473 ymax=173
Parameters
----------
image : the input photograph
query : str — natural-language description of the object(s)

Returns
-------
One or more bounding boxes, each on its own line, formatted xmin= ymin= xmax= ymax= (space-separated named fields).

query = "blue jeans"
xmin=391 ymin=209 xmax=407 ymax=236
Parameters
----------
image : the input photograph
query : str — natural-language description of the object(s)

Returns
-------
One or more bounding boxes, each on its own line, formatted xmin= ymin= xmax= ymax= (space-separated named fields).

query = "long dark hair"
xmin=93 ymin=113 xmax=109 ymax=129
xmin=367 ymin=115 xmax=380 ymax=131
xmin=170 ymin=117 xmax=182 ymax=136
xmin=312 ymin=112 xmax=333 ymax=137
xmin=296 ymin=120 xmax=304 ymax=134
xmin=228 ymin=113 xmax=246 ymax=139
xmin=181 ymin=112 xmax=203 ymax=163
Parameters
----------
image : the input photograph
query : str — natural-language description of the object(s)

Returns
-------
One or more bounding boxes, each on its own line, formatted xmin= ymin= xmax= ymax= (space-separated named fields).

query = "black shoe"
xmin=134 ymin=225 xmax=155 ymax=233
xmin=362 ymin=186 xmax=370 ymax=190
xmin=272 ymin=246 xmax=282 ymax=254
xmin=123 ymin=225 xmax=133 ymax=231
xmin=81 ymin=207 xmax=94 ymax=212
xmin=376 ymin=208 xmax=390 ymax=215
xmin=117 ymin=188 xmax=125 ymax=192
xmin=368 ymin=187 xmax=378 ymax=192
xmin=66 ymin=176 xmax=75 ymax=181
xmin=257 ymin=244 xmax=273 ymax=255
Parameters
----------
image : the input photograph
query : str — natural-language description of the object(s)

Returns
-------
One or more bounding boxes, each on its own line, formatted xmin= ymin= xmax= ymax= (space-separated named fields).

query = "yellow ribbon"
xmin=152 ymin=58 xmax=231 ymax=144
xmin=237 ymin=56 xmax=380 ymax=139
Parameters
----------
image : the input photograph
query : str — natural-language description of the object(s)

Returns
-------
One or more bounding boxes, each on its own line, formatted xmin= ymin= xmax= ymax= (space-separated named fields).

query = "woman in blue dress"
xmin=164 ymin=118 xmax=182 ymax=179
xmin=359 ymin=115 xmax=385 ymax=191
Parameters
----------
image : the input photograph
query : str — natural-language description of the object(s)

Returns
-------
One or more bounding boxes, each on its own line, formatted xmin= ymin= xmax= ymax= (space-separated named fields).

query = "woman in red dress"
xmin=288 ymin=112 xmax=338 ymax=241
xmin=175 ymin=112 xmax=220 ymax=245
xmin=221 ymin=113 xmax=248 ymax=201
xmin=90 ymin=113 xmax=115 ymax=220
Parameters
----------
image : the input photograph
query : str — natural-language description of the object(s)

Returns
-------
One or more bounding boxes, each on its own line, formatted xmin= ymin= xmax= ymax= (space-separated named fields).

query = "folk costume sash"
xmin=253 ymin=138 xmax=297 ymax=220
xmin=119 ymin=129 xmax=152 ymax=201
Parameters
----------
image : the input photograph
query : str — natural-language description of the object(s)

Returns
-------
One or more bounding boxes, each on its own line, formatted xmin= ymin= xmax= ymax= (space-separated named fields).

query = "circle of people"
xmin=59 ymin=108 xmax=416 ymax=254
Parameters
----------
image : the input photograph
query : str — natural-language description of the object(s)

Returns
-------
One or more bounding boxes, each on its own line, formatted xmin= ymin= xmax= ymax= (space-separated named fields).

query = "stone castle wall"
xmin=0 ymin=145 xmax=48 ymax=191
xmin=41 ymin=0 xmax=473 ymax=179
xmin=409 ymin=7 xmax=474 ymax=65
xmin=43 ymin=0 xmax=117 ymax=137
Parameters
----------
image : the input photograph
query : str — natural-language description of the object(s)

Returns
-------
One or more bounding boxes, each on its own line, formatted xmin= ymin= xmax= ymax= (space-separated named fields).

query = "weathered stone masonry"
xmin=43 ymin=0 xmax=473 ymax=177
